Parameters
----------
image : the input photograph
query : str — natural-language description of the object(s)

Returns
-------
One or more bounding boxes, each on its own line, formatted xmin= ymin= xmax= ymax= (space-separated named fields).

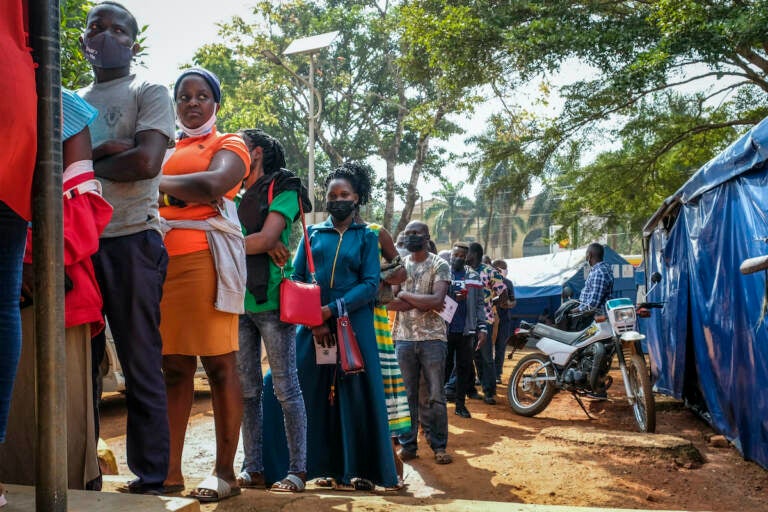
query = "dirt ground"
xmin=99 ymin=349 xmax=768 ymax=511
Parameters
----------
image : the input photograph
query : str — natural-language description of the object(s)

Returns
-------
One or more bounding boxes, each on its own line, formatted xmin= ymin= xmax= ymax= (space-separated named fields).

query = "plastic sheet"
xmin=505 ymin=246 xmax=637 ymax=324
xmin=644 ymin=118 xmax=768 ymax=468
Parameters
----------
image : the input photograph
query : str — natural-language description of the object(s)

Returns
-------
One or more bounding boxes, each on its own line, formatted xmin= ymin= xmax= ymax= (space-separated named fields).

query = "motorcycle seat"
xmin=531 ymin=323 xmax=592 ymax=346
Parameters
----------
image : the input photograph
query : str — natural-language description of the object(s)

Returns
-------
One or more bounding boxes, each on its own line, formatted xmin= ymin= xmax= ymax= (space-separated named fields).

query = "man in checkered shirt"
xmin=578 ymin=243 xmax=614 ymax=399
xmin=578 ymin=243 xmax=614 ymax=314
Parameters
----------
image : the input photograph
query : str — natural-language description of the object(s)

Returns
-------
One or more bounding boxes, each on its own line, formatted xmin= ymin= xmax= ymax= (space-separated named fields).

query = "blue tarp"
xmin=504 ymin=246 xmax=638 ymax=322
xmin=643 ymin=116 xmax=768 ymax=468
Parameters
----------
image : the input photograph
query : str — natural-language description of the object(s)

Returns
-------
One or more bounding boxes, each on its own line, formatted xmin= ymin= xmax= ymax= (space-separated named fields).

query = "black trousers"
xmin=91 ymin=230 xmax=169 ymax=488
xmin=446 ymin=332 xmax=474 ymax=406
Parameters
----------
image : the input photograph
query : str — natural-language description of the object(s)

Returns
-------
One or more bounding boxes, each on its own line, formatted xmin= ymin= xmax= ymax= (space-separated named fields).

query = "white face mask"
xmin=178 ymin=111 xmax=217 ymax=138
xmin=397 ymin=246 xmax=410 ymax=259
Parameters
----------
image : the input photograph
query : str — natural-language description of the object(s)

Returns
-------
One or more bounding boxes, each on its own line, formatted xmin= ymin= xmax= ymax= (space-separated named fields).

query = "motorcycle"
xmin=506 ymin=273 xmax=663 ymax=433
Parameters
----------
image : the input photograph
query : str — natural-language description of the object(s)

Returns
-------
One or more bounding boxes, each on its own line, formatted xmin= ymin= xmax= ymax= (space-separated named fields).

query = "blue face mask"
xmin=84 ymin=32 xmax=133 ymax=69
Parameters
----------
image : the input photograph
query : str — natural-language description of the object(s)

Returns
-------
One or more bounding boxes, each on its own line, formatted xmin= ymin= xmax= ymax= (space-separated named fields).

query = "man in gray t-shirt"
xmin=79 ymin=75 xmax=174 ymax=237
xmin=77 ymin=2 xmax=173 ymax=493
xmin=390 ymin=221 xmax=453 ymax=465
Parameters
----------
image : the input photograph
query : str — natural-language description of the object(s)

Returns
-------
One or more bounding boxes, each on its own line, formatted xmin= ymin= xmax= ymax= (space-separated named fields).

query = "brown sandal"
xmin=237 ymin=471 xmax=265 ymax=489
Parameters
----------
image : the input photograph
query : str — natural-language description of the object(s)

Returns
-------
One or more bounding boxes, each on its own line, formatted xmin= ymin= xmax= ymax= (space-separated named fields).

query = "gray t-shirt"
xmin=392 ymin=253 xmax=451 ymax=342
xmin=79 ymin=74 xmax=175 ymax=238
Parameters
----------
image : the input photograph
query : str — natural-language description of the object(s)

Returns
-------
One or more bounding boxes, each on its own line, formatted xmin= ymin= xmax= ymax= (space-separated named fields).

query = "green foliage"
xmin=552 ymin=92 xmax=743 ymax=251
xmin=61 ymin=0 xmax=94 ymax=89
xmin=191 ymin=0 xmax=478 ymax=231
xmin=402 ymin=0 xmax=768 ymax=242
xmin=423 ymin=179 xmax=475 ymax=244
xmin=473 ymin=164 xmax=530 ymax=256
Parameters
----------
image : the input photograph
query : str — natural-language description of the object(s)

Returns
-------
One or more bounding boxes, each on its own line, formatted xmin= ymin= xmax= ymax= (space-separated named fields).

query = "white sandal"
xmin=189 ymin=475 xmax=241 ymax=503
xmin=0 ymin=482 xmax=7 ymax=508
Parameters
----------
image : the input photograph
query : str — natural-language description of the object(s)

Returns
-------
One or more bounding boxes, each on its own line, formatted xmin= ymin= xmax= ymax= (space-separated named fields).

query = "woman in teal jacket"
xmin=261 ymin=163 xmax=398 ymax=489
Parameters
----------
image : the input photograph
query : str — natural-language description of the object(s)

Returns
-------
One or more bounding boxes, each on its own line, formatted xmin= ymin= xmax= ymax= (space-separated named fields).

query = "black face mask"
xmin=451 ymin=257 xmax=465 ymax=272
xmin=326 ymin=200 xmax=356 ymax=221
xmin=405 ymin=234 xmax=426 ymax=252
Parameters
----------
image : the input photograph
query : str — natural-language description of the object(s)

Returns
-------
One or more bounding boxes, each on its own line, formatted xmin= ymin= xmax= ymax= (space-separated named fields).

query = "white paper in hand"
xmin=436 ymin=295 xmax=459 ymax=323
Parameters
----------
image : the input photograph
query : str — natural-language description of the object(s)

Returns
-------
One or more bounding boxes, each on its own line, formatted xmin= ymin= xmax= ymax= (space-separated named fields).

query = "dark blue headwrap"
xmin=173 ymin=67 xmax=221 ymax=103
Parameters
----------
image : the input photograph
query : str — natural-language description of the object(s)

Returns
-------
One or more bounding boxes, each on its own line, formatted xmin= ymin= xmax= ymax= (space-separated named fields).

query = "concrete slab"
xmin=2 ymin=484 xmax=200 ymax=512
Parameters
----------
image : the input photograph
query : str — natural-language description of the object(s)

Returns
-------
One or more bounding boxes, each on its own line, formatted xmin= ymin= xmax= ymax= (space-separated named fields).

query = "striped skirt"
xmin=374 ymin=305 xmax=411 ymax=436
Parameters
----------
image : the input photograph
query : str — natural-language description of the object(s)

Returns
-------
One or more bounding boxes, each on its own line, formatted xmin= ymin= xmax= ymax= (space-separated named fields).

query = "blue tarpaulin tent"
xmin=504 ymin=246 xmax=637 ymax=323
xmin=643 ymin=117 xmax=768 ymax=468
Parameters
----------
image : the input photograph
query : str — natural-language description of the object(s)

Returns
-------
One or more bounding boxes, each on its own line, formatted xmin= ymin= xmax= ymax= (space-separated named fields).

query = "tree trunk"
xmin=484 ymin=195 xmax=494 ymax=251
xmin=383 ymin=157 xmax=397 ymax=232
xmin=382 ymin=65 xmax=408 ymax=232
xmin=315 ymin=127 xmax=344 ymax=167
xmin=395 ymin=136 xmax=428 ymax=235
xmin=395 ymin=106 xmax=445 ymax=234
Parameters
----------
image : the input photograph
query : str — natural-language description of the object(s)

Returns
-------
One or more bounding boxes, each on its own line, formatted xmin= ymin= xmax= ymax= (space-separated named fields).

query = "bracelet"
xmin=162 ymin=193 xmax=171 ymax=207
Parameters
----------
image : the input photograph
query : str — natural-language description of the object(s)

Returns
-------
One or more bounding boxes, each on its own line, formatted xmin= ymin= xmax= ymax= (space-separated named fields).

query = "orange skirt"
xmin=160 ymin=250 xmax=238 ymax=356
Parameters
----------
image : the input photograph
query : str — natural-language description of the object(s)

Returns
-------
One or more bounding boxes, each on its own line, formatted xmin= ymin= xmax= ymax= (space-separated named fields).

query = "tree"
xmin=192 ymin=0 xmax=471 ymax=230
xmin=472 ymin=163 xmax=528 ymax=257
xmin=423 ymin=179 xmax=475 ymax=245
xmin=400 ymin=1 xmax=768 ymax=237
xmin=61 ymin=0 xmax=94 ymax=89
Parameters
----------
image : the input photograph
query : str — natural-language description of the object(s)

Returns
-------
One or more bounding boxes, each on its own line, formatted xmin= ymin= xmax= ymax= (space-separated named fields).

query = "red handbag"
xmin=335 ymin=299 xmax=365 ymax=374
xmin=279 ymin=197 xmax=323 ymax=327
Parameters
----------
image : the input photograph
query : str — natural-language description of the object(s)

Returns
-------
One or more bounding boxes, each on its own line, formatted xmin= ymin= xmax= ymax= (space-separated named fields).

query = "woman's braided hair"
xmin=239 ymin=129 xmax=286 ymax=175
xmin=324 ymin=161 xmax=373 ymax=206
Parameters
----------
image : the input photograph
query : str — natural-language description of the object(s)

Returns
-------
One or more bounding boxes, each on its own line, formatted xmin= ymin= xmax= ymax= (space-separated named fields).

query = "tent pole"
xmin=28 ymin=0 xmax=67 ymax=510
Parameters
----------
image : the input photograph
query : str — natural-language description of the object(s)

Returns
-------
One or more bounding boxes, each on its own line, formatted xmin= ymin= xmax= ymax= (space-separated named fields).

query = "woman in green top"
xmin=235 ymin=129 xmax=310 ymax=493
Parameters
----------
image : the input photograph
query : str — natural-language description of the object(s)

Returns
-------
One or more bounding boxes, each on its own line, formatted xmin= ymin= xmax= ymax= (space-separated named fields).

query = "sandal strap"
xmin=281 ymin=473 xmax=305 ymax=491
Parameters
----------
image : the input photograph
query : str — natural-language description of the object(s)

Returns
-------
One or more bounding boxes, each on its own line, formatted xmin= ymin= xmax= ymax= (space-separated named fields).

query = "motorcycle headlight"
xmin=614 ymin=308 xmax=635 ymax=323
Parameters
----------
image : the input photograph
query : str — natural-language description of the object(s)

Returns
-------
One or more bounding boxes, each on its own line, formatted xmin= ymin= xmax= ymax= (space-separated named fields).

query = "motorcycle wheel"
xmin=627 ymin=353 xmax=656 ymax=433
xmin=507 ymin=352 xmax=556 ymax=416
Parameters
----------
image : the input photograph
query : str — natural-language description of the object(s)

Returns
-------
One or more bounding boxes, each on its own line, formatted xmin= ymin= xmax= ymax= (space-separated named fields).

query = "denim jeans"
xmin=495 ymin=316 xmax=514 ymax=379
xmin=0 ymin=202 xmax=27 ymax=442
xmin=473 ymin=325 xmax=496 ymax=396
xmin=237 ymin=310 xmax=306 ymax=475
xmin=396 ymin=340 xmax=448 ymax=454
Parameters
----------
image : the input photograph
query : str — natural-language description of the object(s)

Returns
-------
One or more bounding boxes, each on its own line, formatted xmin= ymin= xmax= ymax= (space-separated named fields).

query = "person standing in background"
xmin=491 ymin=259 xmax=516 ymax=383
xmin=389 ymin=221 xmax=453 ymax=464
xmin=0 ymin=89 xmax=113 ymax=491
xmin=445 ymin=243 xmax=487 ymax=419
xmin=78 ymin=1 xmax=175 ymax=494
xmin=159 ymin=68 xmax=249 ymax=502
xmin=235 ymin=129 xmax=309 ymax=493
xmin=466 ymin=243 xmax=507 ymax=405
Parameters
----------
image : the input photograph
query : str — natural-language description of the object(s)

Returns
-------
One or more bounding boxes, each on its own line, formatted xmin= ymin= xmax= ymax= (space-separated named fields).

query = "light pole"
xmin=262 ymin=30 xmax=338 ymax=224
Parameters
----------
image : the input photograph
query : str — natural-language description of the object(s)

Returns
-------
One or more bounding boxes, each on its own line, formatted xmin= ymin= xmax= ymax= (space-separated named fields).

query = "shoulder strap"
xmin=268 ymin=179 xmax=275 ymax=203
xmin=297 ymin=196 xmax=317 ymax=282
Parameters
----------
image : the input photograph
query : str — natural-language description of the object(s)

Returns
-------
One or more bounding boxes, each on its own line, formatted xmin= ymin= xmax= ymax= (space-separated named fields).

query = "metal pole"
xmin=307 ymin=52 xmax=316 ymax=225
xmin=28 ymin=0 xmax=67 ymax=510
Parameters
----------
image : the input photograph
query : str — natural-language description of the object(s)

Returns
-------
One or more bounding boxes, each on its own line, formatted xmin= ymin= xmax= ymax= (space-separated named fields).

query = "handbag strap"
xmin=297 ymin=196 xmax=317 ymax=283
xmin=335 ymin=298 xmax=347 ymax=317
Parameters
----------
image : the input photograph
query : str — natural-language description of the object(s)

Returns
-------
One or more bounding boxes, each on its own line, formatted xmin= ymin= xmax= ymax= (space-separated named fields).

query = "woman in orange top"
xmin=158 ymin=68 xmax=249 ymax=502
